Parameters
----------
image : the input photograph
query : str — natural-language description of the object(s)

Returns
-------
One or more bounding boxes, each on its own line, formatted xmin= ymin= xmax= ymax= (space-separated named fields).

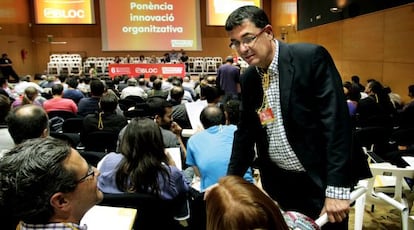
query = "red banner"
xmin=108 ymin=63 xmax=186 ymax=78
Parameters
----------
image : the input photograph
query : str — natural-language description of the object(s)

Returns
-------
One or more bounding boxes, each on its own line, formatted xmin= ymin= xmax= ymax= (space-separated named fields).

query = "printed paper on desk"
xmin=185 ymin=100 xmax=208 ymax=130
xmin=166 ymin=147 xmax=182 ymax=170
xmin=80 ymin=205 xmax=137 ymax=230
xmin=402 ymin=156 xmax=414 ymax=167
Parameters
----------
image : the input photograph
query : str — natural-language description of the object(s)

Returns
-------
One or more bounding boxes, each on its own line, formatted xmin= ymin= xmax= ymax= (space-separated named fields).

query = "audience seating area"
xmin=47 ymin=54 xmax=225 ymax=76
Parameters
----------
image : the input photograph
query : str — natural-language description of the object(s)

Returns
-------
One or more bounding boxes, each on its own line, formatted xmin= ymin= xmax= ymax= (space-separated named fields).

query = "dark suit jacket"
xmin=228 ymin=42 xmax=358 ymax=197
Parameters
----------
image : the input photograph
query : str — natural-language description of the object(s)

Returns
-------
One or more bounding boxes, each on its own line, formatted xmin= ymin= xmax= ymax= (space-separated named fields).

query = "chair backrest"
xmin=48 ymin=110 xmax=76 ymax=120
xmin=390 ymin=128 xmax=414 ymax=147
xmin=83 ymin=131 xmax=118 ymax=153
xmin=100 ymin=193 xmax=186 ymax=230
xmin=125 ymin=95 xmax=145 ymax=103
xmin=62 ymin=117 xmax=84 ymax=133
xmin=354 ymin=126 xmax=390 ymax=163
xmin=79 ymin=150 xmax=106 ymax=167
xmin=50 ymin=132 xmax=80 ymax=148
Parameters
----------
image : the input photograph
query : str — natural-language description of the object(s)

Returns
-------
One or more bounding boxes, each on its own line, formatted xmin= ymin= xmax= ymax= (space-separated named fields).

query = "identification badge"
xmin=258 ymin=108 xmax=275 ymax=125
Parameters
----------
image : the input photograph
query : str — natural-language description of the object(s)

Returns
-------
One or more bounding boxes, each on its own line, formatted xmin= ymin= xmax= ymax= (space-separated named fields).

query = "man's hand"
xmin=171 ymin=121 xmax=182 ymax=136
xmin=320 ymin=198 xmax=350 ymax=223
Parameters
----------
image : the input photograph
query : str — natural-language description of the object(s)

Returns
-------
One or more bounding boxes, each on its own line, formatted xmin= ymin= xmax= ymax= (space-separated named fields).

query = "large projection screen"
xmin=206 ymin=0 xmax=262 ymax=26
xmin=34 ymin=0 xmax=95 ymax=24
xmin=100 ymin=0 xmax=202 ymax=51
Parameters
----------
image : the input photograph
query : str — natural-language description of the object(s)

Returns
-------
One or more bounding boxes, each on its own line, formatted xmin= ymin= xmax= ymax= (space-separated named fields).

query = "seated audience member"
xmin=223 ymin=99 xmax=241 ymax=125
xmin=182 ymin=74 xmax=195 ymax=91
xmin=120 ymin=77 xmax=147 ymax=99
xmin=351 ymin=75 xmax=366 ymax=92
xmin=0 ymin=137 xmax=103 ymax=230
xmin=161 ymin=52 xmax=171 ymax=63
xmin=63 ymin=77 xmax=84 ymax=104
xmin=147 ymin=97 xmax=186 ymax=155
xmin=162 ymin=76 xmax=174 ymax=92
xmin=343 ymin=81 xmax=361 ymax=117
xmin=13 ymin=75 xmax=43 ymax=96
xmin=6 ymin=104 xmax=49 ymax=145
xmin=43 ymin=84 xmax=77 ymax=114
xmin=77 ymin=76 xmax=91 ymax=96
xmin=384 ymin=86 xmax=402 ymax=110
xmin=147 ymin=74 xmax=158 ymax=88
xmin=169 ymin=86 xmax=192 ymax=129
xmin=205 ymin=175 xmax=320 ymax=230
xmin=399 ymin=84 xmax=414 ymax=129
xmin=81 ymin=93 xmax=127 ymax=144
xmin=41 ymin=75 xmax=59 ymax=88
xmin=11 ymin=86 xmax=44 ymax=108
xmin=0 ymin=95 xmax=13 ymax=154
xmin=138 ymin=55 xmax=146 ymax=63
xmin=186 ymin=106 xmax=253 ymax=191
xmin=149 ymin=55 xmax=158 ymax=64
xmin=138 ymin=77 xmax=149 ymax=92
xmin=200 ymin=82 xmax=221 ymax=107
xmin=78 ymin=79 xmax=105 ymax=116
xmin=0 ymin=77 xmax=17 ymax=100
xmin=171 ymin=78 xmax=194 ymax=102
xmin=114 ymin=56 xmax=121 ymax=64
xmin=97 ymin=117 xmax=189 ymax=199
xmin=147 ymin=78 xmax=169 ymax=99
xmin=356 ymin=80 xmax=396 ymax=129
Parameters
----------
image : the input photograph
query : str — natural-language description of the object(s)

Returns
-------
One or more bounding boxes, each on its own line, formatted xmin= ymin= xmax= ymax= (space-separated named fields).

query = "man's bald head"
xmin=6 ymin=105 xmax=49 ymax=144
xmin=200 ymin=106 xmax=225 ymax=129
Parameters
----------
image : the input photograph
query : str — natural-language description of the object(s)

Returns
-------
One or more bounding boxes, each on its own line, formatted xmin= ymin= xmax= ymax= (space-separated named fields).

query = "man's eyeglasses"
xmin=229 ymin=27 xmax=267 ymax=50
xmin=76 ymin=164 xmax=95 ymax=184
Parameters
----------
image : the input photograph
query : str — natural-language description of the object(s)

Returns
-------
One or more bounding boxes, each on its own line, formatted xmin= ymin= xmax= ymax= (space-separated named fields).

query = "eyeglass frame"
xmin=229 ymin=25 xmax=269 ymax=50
xmin=76 ymin=164 xmax=95 ymax=184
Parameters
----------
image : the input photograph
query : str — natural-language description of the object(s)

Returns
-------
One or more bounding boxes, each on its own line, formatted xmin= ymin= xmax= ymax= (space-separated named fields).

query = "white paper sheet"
xmin=80 ymin=205 xmax=137 ymax=230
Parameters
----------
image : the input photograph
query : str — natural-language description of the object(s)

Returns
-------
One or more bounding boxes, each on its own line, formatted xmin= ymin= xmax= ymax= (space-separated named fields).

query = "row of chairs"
xmin=48 ymin=111 xmax=118 ymax=153
xmin=47 ymin=55 xmax=225 ymax=76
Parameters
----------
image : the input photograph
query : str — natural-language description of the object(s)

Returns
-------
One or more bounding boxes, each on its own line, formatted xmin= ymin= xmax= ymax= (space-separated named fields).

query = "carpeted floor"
xmin=348 ymin=203 xmax=403 ymax=230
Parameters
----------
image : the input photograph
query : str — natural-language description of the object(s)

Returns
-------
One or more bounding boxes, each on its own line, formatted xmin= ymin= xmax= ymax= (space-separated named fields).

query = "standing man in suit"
xmin=225 ymin=6 xmax=354 ymax=229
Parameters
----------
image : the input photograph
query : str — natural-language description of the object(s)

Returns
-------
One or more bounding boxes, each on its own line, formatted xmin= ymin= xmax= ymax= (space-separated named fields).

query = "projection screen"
xmin=100 ymin=0 xmax=202 ymax=51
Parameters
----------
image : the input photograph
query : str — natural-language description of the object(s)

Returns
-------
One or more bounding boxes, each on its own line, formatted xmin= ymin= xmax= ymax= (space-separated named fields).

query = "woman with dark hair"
xmin=356 ymin=80 xmax=396 ymax=128
xmin=97 ymin=117 xmax=189 ymax=199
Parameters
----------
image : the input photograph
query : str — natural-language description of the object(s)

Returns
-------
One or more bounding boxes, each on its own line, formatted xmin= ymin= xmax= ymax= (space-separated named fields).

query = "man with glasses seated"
xmin=0 ymin=137 xmax=103 ymax=229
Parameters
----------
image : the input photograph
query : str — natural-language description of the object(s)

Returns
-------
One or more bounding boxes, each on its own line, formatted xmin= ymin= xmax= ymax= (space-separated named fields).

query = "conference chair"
xmin=47 ymin=110 xmax=76 ymax=120
xmin=358 ymin=163 xmax=414 ymax=230
xmin=79 ymin=150 xmax=107 ymax=167
xmin=99 ymin=192 xmax=188 ymax=230
xmin=83 ymin=131 xmax=118 ymax=153
xmin=50 ymin=132 xmax=80 ymax=149
xmin=354 ymin=126 xmax=390 ymax=163
xmin=62 ymin=117 xmax=84 ymax=134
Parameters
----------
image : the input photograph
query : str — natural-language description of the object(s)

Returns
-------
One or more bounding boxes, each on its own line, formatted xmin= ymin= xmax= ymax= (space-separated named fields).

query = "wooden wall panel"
xmin=316 ymin=22 xmax=343 ymax=62
xmin=383 ymin=63 xmax=414 ymax=103
xmin=384 ymin=5 xmax=414 ymax=63
xmin=341 ymin=61 xmax=384 ymax=83
xmin=342 ymin=13 xmax=384 ymax=61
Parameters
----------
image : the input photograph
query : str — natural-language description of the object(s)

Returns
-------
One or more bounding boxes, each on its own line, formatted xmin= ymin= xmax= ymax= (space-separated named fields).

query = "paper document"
xmin=185 ymin=100 xmax=207 ymax=130
xmin=402 ymin=156 xmax=414 ymax=167
xmin=80 ymin=205 xmax=137 ymax=230
xmin=166 ymin=147 xmax=182 ymax=170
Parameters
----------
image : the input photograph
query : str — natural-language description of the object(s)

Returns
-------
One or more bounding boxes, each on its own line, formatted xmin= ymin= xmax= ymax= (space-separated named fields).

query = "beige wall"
xmin=272 ymin=2 xmax=414 ymax=104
